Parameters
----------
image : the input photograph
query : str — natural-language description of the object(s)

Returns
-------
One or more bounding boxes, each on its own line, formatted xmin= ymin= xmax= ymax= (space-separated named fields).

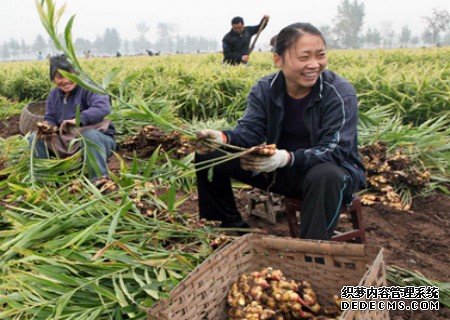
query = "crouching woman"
xmin=29 ymin=54 xmax=116 ymax=182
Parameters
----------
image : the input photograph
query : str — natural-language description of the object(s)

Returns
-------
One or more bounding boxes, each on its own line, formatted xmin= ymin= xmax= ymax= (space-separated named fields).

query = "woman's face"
xmin=274 ymin=33 xmax=327 ymax=97
xmin=54 ymin=73 xmax=76 ymax=93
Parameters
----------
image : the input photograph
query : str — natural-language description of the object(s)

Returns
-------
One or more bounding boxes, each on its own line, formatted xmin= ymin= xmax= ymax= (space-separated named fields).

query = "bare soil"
xmin=0 ymin=114 xmax=20 ymax=138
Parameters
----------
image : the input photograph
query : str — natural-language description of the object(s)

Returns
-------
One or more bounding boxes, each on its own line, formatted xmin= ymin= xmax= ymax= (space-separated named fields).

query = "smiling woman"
xmin=195 ymin=22 xmax=366 ymax=240
xmin=28 ymin=54 xmax=117 ymax=183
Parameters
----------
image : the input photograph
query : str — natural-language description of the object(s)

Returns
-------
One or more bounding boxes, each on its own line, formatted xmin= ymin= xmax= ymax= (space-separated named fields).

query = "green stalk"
xmin=28 ymin=133 xmax=38 ymax=187
xmin=387 ymin=265 xmax=450 ymax=308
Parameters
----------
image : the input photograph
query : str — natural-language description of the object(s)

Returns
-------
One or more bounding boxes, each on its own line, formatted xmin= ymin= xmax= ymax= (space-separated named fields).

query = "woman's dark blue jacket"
xmin=223 ymin=70 xmax=366 ymax=192
xmin=44 ymin=85 xmax=115 ymax=136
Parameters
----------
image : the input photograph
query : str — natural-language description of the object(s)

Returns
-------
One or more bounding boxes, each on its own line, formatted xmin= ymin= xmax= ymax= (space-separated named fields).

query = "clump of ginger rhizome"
xmin=227 ymin=267 xmax=341 ymax=319
xmin=359 ymin=141 xmax=430 ymax=211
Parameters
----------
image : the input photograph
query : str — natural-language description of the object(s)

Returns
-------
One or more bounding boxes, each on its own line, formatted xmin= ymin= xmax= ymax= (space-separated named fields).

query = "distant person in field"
xmin=37 ymin=51 xmax=43 ymax=60
xmin=84 ymin=50 xmax=92 ymax=59
xmin=222 ymin=15 xmax=269 ymax=65
xmin=28 ymin=54 xmax=116 ymax=183
xmin=196 ymin=23 xmax=365 ymax=240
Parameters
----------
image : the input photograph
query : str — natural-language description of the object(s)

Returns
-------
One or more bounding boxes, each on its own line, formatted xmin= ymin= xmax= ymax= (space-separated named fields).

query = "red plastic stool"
xmin=284 ymin=196 xmax=366 ymax=243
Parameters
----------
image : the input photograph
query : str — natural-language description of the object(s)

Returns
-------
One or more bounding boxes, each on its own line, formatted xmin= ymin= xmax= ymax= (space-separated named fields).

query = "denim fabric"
xmin=28 ymin=129 xmax=116 ymax=180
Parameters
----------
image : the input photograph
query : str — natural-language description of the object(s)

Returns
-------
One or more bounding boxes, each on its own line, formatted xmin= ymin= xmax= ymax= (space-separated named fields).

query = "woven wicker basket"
xmin=19 ymin=101 xmax=46 ymax=134
xmin=148 ymin=234 xmax=388 ymax=320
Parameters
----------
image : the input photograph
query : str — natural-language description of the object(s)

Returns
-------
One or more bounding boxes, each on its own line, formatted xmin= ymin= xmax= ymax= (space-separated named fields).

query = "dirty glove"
xmin=196 ymin=129 xmax=226 ymax=155
xmin=241 ymin=149 xmax=291 ymax=173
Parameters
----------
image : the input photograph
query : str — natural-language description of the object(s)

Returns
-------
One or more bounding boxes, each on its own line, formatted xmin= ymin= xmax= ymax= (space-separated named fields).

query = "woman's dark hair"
xmin=274 ymin=23 xmax=326 ymax=57
xmin=49 ymin=54 xmax=76 ymax=81
xmin=270 ymin=35 xmax=277 ymax=52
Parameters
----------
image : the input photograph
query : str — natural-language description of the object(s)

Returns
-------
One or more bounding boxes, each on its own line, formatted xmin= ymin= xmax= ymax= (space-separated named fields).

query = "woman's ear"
xmin=273 ymin=53 xmax=283 ymax=68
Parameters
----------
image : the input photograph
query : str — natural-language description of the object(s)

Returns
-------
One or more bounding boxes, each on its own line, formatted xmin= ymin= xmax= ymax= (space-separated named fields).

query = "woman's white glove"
xmin=241 ymin=149 xmax=291 ymax=173
xmin=196 ymin=129 xmax=225 ymax=155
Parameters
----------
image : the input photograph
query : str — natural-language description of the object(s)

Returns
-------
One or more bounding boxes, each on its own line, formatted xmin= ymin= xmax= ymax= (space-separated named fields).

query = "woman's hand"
xmin=241 ymin=149 xmax=291 ymax=173
xmin=59 ymin=118 xmax=76 ymax=135
xmin=195 ymin=129 xmax=226 ymax=155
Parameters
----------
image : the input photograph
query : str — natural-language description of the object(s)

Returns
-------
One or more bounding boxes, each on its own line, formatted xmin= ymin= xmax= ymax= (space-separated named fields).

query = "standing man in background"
xmin=222 ymin=15 xmax=269 ymax=65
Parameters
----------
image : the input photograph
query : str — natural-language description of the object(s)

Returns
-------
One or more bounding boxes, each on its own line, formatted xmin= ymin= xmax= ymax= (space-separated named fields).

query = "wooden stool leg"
xmin=332 ymin=200 xmax=365 ymax=243
xmin=264 ymin=199 xmax=276 ymax=224
xmin=284 ymin=195 xmax=365 ymax=243
xmin=246 ymin=198 xmax=255 ymax=217
xmin=285 ymin=201 xmax=300 ymax=238
xmin=350 ymin=198 xmax=366 ymax=244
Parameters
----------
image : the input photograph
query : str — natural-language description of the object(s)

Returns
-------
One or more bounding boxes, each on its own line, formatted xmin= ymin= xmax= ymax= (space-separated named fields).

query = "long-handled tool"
xmin=248 ymin=16 xmax=269 ymax=55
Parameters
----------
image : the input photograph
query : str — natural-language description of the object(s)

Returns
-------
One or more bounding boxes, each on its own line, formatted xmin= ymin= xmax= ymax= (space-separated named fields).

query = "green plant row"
xmin=0 ymin=48 xmax=449 ymax=124
xmin=0 ymin=134 xmax=221 ymax=319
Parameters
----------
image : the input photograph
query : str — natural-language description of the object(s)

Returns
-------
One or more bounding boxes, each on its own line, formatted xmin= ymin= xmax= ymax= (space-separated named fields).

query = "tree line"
xmin=0 ymin=22 xmax=218 ymax=60
xmin=1 ymin=1 xmax=449 ymax=60
xmin=323 ymin=2 xmax=450 ymax=49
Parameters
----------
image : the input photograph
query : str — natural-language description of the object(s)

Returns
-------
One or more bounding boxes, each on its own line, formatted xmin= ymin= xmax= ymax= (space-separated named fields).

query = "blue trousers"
xmin=29 ymin=128 xmax=116 ymax=180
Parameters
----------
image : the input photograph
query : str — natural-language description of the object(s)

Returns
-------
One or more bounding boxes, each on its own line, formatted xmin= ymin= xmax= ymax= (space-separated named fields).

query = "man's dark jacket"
xmin=222 ymin=19 xmax=266 ymax=65
xmin=223 ymin=70 xmax=366 ymax=192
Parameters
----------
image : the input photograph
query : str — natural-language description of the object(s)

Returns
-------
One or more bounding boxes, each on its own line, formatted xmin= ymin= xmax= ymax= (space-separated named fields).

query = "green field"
xmin=0 ymin=47 xmax=449 ymax=319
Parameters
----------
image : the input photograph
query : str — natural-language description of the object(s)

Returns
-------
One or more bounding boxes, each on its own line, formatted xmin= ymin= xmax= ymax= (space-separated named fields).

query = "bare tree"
xmin=399 ymin=25 xmax=412 ymax=47
xmin=421 ymin=29 xmax=434 ymax=45
xmin=156 ymin=22 xmax=176 ymax=52
xmin=333 ymin=0 xmax=365 ymax=48
xmin=423 ymin=8 xmax=450 ymax=44
xmin=380 ymin=21 xmax=396 ymax=48
xmin=7 ymin=38 xmax=20 ymax=57
xmin=123 ymin=39 xmax=130 ymax=54
xmin=410 ymin=36 xmax=420 ymax=46
xmin=443 ymin=31 xmax=450 ymax=45
xmin=74 ymin=38 xmax=92 ymax=54
xmin=364 ymin=27 xmax=382 ymax=48
xmin=47 ymin=37 xmax=57 ymax=54
xmin=32 ymin=34 xmax=47 ymax=53
xmin=20 ymin=39 xmax=29 ymax=55
xmin=93 ymin=35 xmax=104 ymax=53
xmin=134 ymin=22 xmax=151 ymax=53
xmin=136 ymin=22 xmax=150 ymax=36
xmin=0 ymin=43 xmax=10 ymax=59
xmin=319 ymin=24 xmax=339 ymax=48
xmin=103 ymin=28 xmax=121 ymax=54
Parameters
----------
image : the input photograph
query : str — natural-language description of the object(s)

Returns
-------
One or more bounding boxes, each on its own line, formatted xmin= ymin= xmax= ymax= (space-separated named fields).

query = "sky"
xmin=0 ymin=0 xmax=449 ymax=49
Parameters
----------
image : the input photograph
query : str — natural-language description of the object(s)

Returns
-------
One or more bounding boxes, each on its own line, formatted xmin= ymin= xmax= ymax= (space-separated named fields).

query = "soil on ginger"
xmin=1 ymin=116 xmax=449 ymax=319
